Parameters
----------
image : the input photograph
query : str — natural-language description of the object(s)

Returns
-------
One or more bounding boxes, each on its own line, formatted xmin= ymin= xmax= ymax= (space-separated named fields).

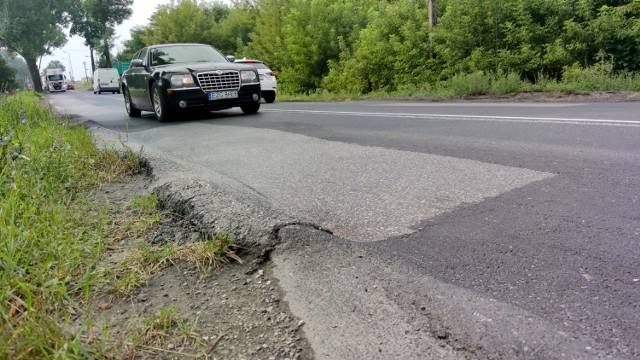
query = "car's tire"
xmin=93 ymin=91 xmax=97 ymax=94
xmin=123 ymin=87 xmax=141 ymax=118
xmin=152 ymin=82 xmax=172 ymax=122
xmin=263 ymin=92 xmax=276 ymax=103
xmin=112 ymin=91 xmax=116 ymax=94
xmin=240 ymin=101 xmax=260 ymax=115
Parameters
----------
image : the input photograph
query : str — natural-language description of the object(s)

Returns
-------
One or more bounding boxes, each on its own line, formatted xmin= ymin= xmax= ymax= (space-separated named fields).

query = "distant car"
xmin=93 ymin=68 xmax=121 ymax=94
xmin=66 ymin=83 xmax=75 ymax=90
xmin=234 ymin=59 xmax=277 ymax=103
xmin=121 ymin=43 xmax=261 ymax=122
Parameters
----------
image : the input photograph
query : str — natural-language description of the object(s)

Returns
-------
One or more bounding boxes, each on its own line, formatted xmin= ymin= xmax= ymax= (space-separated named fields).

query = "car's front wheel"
xmin=123 ymin=87 xmax=141 ymax=117
xmin=152 ymin=83 xmax=172 ymax=122
xmin=240 ymin=101 xmax=260 ymax=115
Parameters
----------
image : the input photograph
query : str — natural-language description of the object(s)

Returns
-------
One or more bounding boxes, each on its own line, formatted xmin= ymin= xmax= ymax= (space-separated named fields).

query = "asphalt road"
xmin=49 ymin=90 xmax=639 ymax=358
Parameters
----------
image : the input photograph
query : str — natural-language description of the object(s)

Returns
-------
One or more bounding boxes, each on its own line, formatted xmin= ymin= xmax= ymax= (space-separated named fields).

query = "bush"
xmin=435 ymin=71 xmax=492 ymax=96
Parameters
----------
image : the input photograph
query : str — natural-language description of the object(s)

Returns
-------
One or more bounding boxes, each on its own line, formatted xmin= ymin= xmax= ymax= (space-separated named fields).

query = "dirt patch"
xmin=82 ymin=174 xmax=314 ymax=359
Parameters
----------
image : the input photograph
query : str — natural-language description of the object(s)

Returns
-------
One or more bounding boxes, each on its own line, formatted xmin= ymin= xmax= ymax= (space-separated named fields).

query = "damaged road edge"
xmin=91 ymin=128 xmax=611 ymax=359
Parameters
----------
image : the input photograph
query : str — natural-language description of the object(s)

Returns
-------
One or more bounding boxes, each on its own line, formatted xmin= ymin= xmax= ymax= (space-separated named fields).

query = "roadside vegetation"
xmin=280 ymin=64 xmax=640 ymax=102
xmin=3 ymin=0 xmax=640 ymax=99
xmin=114 ymin=0 xmax=640 ymax=99
xmin=0 ymin=92 xmax=239 ymax=358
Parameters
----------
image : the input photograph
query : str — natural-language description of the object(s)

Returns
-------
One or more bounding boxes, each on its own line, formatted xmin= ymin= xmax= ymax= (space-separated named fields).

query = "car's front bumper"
xmin=260 ymin=79 xmax=277 ymax=93
xmin=163 ymin=84 xmax=261 ymax=111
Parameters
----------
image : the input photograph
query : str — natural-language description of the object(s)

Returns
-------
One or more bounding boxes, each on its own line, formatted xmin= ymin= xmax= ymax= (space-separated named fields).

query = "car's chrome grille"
xmin=196 ymin=71 xmax=240 ymax=91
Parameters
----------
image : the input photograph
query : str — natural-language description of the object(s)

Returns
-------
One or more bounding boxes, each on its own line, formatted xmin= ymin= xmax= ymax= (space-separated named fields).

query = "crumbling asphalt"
xmin=86 ymin=124 xmax=618 ymax=360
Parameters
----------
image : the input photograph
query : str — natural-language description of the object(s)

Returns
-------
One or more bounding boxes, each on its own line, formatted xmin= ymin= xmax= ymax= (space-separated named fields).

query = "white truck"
xmin=43 ymin=68 xmax=67 ymax=92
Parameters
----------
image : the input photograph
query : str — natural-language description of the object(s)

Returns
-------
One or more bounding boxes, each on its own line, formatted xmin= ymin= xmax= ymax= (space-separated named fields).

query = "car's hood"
xmin=153 ymin=62 xmax=256 ymax=74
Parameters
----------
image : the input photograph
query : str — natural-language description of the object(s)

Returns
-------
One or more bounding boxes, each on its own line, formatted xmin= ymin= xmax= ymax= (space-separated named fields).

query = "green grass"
xmin=0 ymin=92 xmax=242 ymax=358
xmin=278 ymin=66 xmax=640 ymax=102
xmin=73 ymin=81 xmax=93 ymax=91
xmin=0 ymin=92 xmax=241 ymax=358
xmin=101 ymin=231 xmax=240 ymax=296
xmin=121 ymin=307 xmax=203 ymax=357
xmin=0 ymin=92 xmax=140 ymax=359
xmin=0 ymin=92 xmax=142 ymax=358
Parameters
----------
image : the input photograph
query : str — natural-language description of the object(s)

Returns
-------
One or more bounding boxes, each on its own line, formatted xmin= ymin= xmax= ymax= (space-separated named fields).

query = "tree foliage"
xmin=125 ymin=0 xmax=252 ymax=57
xmin=0 ymin=0 xmax=72 ymax=92
xmin=0 ymin=55 xmax=16 ymax=90
xmin=1 ymin=50 xmax=31 ymax=88
xmin=117 ymin=26 xmax=152 ymax=62
xmin=114 ymin=0 xmax=640 ymax=94
xmin=45 ymin=60 xmax=66 ymax=72
xmin=70 ymin=0 xmax=133 ymax=70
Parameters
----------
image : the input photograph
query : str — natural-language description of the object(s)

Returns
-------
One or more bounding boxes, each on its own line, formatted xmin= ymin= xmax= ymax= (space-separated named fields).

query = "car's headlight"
xmin=170 ymin=74 xmax=195 ymax=87
xmin=240 ymin=70 xmax=258 ymax=83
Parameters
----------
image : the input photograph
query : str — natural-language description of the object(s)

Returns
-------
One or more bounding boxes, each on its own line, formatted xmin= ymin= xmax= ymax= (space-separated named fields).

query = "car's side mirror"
xmin=226 ymin=55 xmax=236 ymax=63
xmin=130 ymin=59 xmax=144 ymax=68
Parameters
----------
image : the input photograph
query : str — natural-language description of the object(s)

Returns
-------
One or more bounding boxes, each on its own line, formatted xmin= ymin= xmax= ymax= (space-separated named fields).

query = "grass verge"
xmin=0 ymin=92 xmax=240 ymax=358
xmin=278 ymin=66 xmax=640 ymax=102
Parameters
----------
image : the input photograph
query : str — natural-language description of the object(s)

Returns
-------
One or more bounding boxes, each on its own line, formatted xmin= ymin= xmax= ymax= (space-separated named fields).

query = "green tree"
xmin=0 ymin=55 xmax=16 ymax=91
xmin=427 ymin=0 xmax=640 ymax=83
xmin=140 ymin=0 xmax=253 ymax=56
xmin=572 ymin=1 xmax=640 ymax=71
xmin=69 ymin=0 xmax=100 ymax=73
xmin=323 ymin=0 xmax=433 ymax=94
xmin=70 ymin=0 xmax=133 ymax=72
xmin=116 ymin=25 xmax=152 ymax=61
xmin=142 ymin=0 xmax=217 ymax=45
xmin=45 ymin=60 xmax=66 ymax=72
xmin=216 ymin=3 xmax=256 ymax=56
xmin=247 ymin=0 xmax=288 ymax=68
xmin=1 ymin=50 xmax=31 ymax=88
xmin=0 ymin=0 xmax=72 ymax=92
xmin=275 ymin=0 xmax=376 ymax=93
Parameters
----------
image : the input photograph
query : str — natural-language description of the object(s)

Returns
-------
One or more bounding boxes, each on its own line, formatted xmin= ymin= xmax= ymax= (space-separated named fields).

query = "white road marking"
xmin=262 ymin=109 xmax=640 ymax=127
xmin=372 ymin=102 xmax=582 ymax=108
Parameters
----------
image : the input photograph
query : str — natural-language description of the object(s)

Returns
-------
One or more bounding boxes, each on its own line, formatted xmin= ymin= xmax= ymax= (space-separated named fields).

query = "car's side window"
xmin=138 ymin=48 xmax=149 ymax=67
xmin=151 ymin=49 xmax=166 ymax=66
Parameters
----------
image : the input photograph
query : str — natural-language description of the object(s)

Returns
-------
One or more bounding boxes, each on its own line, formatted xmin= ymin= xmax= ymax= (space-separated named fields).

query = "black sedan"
xmin=121 ymin=43 xmax=261 ymax=121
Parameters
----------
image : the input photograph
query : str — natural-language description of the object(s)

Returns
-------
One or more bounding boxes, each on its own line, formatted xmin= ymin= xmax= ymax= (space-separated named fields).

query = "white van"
xmin=93 ymin=68 xmax=121 ymax=94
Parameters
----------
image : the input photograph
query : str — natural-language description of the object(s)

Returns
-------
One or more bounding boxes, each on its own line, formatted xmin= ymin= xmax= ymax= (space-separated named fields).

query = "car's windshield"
xmin=150 ymin=45 xmax=228 ymax=66
xmin=48 ymin=74 xmax=63 ymax=81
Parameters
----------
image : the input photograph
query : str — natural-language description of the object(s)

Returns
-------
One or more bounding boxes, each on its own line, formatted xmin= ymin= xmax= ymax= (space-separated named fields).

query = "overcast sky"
xmin=42 ymin=0 xmax=176 ymax=81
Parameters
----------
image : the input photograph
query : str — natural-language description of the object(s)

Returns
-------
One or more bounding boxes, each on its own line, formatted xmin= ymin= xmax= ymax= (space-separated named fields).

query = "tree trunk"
xmin=25 ymin=57 xmax=43 ymax=92
xmin=428 ymin=0 xmax=436 ymax=59
xmin=428 ymin=0 xmax=436 ymax=28
xmin=90 ymin=48 xmax=96 ymax=74
xmin=103 ymin=38 xmax=111 ymax=68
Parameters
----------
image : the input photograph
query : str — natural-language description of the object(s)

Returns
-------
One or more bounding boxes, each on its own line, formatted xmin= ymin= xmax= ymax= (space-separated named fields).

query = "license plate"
xmin=208 ymin=90 xmax=238 ymax=100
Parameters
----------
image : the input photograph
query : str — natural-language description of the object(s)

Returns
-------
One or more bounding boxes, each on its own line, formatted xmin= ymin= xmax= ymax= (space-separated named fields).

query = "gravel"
xmin=86 ymin=174 xmax=314 ymax=359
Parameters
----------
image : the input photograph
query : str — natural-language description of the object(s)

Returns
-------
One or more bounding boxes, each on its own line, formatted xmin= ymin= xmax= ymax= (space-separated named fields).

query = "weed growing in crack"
xmin=119 ymin=307 xmax=204 ymax=358
xmin=102 ymin=231 xmax=242 ymax=296
xmin=174 ymin=231 xmax=242 ymax=270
